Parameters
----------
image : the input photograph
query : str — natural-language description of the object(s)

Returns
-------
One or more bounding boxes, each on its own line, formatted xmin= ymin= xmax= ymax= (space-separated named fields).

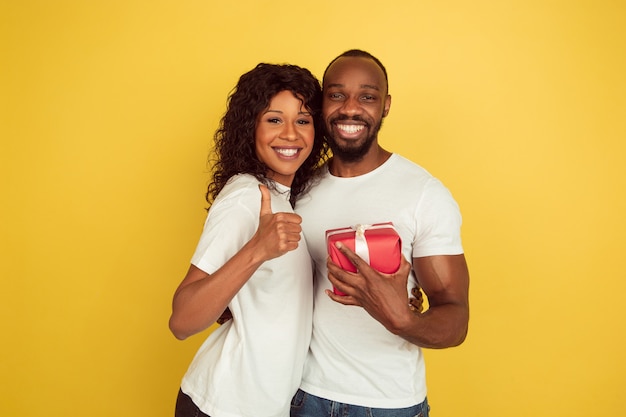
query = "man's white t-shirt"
xmin=295 ymin=154 xmax=464 ymax=408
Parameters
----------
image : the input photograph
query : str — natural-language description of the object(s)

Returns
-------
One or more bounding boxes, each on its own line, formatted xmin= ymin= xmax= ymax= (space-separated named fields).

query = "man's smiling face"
xmin=322 ymin=56 xmax=391 ymax=162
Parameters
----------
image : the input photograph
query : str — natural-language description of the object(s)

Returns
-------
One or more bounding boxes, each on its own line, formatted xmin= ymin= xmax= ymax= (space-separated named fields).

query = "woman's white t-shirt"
xmin=180 ymin=174 xmax=313 ymax=417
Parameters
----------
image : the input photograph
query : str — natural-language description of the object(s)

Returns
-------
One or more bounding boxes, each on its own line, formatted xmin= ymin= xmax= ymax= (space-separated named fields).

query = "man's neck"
xmin=329 ymin=145 xmax=392 ymax=178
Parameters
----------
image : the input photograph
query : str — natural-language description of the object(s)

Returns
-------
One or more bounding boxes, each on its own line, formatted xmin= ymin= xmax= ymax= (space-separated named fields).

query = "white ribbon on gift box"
xmin=353 ymin=224 xmax=372 ymax=265
xmin=326 ymin=222 xmax=396 ymax=268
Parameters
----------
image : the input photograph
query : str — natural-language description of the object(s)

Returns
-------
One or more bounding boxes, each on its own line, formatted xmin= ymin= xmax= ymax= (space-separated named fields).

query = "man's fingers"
xmin=335 ymin=242 xmax=366 ymax=269
xmin=325 ymin=289 xmax=360 ymax=306
xmin=395 ymin=255 xmax=412 ymax=277
xmin=259 ymin=184 xmax=272 ymax=216
xmin=327 ymin=259 xmax=357 ymax=297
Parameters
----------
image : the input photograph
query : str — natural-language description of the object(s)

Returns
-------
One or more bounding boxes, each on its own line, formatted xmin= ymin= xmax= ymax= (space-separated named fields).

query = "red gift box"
xmin=326 ymin=222 xmax=402 ymax=295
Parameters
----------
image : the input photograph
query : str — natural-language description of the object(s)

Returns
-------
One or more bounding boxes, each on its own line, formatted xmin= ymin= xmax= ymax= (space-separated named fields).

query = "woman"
xmin=169 ymin=63 xmax=327 ymax=417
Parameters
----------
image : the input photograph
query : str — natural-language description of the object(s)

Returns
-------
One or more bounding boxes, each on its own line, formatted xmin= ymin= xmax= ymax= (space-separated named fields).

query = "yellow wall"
xmin=2 ymin=1 xmax=625 ymax=416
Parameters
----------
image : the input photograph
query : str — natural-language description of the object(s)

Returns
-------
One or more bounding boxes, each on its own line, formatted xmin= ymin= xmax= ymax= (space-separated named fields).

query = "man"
xmin=291 ymin=49 xmax=470 ymax=416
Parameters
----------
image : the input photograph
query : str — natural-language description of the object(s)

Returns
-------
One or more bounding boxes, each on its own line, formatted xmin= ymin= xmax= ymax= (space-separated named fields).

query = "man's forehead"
xmin=324 ymin=57 xmax=387 ymax=91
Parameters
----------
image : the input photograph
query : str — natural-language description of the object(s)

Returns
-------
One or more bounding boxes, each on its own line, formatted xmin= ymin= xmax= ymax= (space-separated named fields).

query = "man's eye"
xmin=329 ymin=93 xmax=344 ymax=100
xmin=362 ymin=95 xmax=376 ymax=101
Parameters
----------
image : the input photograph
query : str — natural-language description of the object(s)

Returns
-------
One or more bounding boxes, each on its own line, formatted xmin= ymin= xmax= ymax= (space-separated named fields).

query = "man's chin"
xmin=329 ymin=142 xmax=372 ymax=162
xmin=332 ymin=149 xmax=365 ymax=163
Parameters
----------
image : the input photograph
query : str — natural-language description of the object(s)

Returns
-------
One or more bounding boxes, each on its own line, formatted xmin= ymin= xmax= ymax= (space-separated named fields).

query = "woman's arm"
xmin=168 ymin=185 xmax=303 ymax=340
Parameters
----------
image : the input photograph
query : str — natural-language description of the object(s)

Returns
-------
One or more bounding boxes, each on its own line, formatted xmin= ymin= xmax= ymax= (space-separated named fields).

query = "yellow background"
xmin=2 ymin=1 xmax=625 ymax=416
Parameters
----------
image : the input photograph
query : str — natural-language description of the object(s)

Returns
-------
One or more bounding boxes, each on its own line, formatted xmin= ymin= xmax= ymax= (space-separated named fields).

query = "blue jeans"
xmin=290 ymin=389 xmax=430 ymax=417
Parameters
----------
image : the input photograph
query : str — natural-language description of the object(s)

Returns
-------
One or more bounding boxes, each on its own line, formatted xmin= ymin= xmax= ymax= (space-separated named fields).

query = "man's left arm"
xmin=327 ymin=244 xmax=469 ymax=349
xmin=405 ymin=254 xmax=469 ymax=348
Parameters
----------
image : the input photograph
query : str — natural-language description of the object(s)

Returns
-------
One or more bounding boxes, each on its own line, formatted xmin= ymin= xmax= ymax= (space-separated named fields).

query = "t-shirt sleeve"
xmin=412 ymin=178 xmax=464 ymax=258
xmin=190 ymin=190 xmax=259 ymax=274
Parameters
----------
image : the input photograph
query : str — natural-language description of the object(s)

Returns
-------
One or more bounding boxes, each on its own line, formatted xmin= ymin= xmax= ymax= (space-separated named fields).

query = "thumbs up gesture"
xmin=255 ymin=184 xmax=303 ymax=261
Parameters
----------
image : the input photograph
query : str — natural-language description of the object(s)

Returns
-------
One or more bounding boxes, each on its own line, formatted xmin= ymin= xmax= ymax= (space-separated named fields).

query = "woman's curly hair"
xmin=206 ymin=63 xmax=329 ymax=207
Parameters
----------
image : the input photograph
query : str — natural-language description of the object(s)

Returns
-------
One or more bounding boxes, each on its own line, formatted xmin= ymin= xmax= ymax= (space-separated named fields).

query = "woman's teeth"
xmin=275 ymin=148 xmax=298 ymax=157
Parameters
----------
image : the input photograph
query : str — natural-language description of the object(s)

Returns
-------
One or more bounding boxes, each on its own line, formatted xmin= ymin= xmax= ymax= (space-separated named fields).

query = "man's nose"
xmin=339 ymin=97 xmax=360 ymax=116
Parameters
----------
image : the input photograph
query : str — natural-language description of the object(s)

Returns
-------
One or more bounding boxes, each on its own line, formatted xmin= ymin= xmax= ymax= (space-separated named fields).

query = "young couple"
xmin=169 ymin=50 xmax=470 ymax=417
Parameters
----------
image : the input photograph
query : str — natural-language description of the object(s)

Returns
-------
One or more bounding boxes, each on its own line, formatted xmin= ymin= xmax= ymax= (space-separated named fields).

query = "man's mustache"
xmin=330 ymin=115 xmax=368 ymax=124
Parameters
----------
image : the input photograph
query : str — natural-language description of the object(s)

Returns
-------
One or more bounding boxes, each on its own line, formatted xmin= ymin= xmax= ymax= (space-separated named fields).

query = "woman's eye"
xmin=267 ymin=117 xmax=281 ymax=124
xmin=297 ymin=119 xmax=311 ymax=125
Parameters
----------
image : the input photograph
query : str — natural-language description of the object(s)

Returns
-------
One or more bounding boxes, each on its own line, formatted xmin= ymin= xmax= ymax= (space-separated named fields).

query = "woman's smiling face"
xmin=255 ymin=90 xmax=315 ymax=187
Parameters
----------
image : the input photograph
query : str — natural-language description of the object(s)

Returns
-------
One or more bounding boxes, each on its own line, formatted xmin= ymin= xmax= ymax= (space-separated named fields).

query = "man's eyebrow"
xmin=360 ymin=84 xmax=381 ymax=91
xmin=325 ymin=83 xmax=380 ymax=91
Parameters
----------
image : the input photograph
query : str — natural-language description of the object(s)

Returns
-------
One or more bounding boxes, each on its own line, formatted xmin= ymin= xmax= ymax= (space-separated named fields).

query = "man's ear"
xmin=383 ymin=94 xmax=391 ymax=117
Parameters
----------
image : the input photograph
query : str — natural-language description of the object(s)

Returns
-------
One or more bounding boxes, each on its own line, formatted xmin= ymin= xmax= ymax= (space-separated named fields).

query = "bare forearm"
xmin=169 ymin=239 xmax=265 ymax=340
xmin=387 ymin=302 xmax=469 ymax=349
xmin=169 ymin=185 xmax=305 ymax=339
xmin=399 ymin=254 xmax=469 ymax=348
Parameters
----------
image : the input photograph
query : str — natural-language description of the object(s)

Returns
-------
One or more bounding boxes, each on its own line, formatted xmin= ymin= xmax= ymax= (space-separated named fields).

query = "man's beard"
xmin=326 ymin=117 xmax=383 ymax=163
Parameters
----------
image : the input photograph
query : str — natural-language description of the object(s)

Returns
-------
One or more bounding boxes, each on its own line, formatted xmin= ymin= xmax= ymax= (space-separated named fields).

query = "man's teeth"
xmin=337 ymin=124 xmax=364 ymax=134
xmin=275 ymin=148 xmax=299 ymax=157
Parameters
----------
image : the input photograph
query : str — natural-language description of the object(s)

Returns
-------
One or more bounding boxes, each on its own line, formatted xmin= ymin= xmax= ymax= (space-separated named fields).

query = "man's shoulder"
xmin=384 ymin=153 xmax=435 ymax=181
xmin=389 ymin=153 xmax=427 ymax=170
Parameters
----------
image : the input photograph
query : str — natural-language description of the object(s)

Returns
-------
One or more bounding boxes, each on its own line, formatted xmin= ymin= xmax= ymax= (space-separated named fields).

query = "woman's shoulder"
xmin=227 ymin=173 xmax=260 ymax=187
xmin=218 ymin=174 xmax=260 ymax=196
xmin=210 ymin=174 xmax=261 ymax=210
